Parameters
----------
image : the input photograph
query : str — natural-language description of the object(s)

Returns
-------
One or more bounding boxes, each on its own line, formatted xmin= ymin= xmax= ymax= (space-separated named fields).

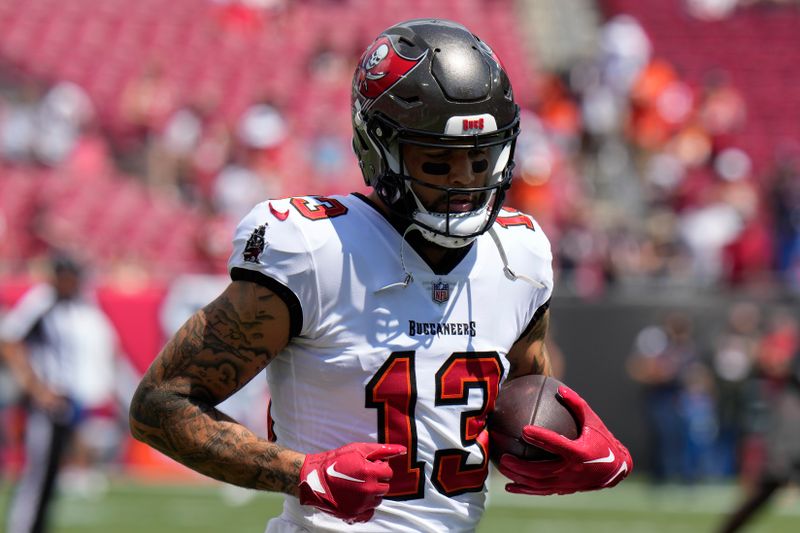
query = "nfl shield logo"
xmin=432 ymin=280 xmax=450 ymax=304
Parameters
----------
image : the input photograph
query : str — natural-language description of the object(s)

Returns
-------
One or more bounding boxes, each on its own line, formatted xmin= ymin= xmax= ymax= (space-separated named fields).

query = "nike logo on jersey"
xmin=326 ymin=463 xmax=365 ymax=483
xmin=270 ymin=202 xmax=290 ymax=221
xmin=584 ymin=448 xmax=615 ymax=464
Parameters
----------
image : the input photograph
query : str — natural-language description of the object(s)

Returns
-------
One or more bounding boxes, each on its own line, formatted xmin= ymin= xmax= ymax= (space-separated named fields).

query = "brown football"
xmin=488 ymin=374 xmax=579 ymax=467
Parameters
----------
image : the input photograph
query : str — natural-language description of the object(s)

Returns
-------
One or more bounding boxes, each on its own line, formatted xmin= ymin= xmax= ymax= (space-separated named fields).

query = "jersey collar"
xmin=352 ymin=192 xmax=474 ymax=276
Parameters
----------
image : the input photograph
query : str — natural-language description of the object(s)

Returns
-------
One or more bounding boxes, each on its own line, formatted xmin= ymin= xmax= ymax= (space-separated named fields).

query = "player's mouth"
xmin=436 ymin=196 xmax=475 ymax=213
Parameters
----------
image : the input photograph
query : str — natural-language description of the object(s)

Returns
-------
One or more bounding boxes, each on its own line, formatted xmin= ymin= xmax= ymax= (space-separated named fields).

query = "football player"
xmin=130 ymin=19 xmax=632 ymax=532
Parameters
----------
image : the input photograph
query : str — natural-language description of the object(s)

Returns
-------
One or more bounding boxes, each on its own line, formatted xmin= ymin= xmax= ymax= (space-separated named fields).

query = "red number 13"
xmin=365 ymin=351 xmax=503 ymax=500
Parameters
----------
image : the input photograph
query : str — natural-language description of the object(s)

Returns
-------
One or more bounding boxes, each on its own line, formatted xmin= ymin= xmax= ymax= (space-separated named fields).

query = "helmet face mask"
xmin=352 ymin=19 xmax=520 ymax=248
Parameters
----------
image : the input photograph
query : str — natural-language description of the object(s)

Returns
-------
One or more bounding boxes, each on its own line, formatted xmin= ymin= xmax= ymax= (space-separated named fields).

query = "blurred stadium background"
xmin=1 ymin=0 xmax=799 ymax=531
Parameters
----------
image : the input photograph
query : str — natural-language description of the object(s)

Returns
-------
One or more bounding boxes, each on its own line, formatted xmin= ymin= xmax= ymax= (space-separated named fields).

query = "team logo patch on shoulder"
xmin=431 ymin=280 xmax=450 ymax=304
xmin=243 ymin=224 xmax=267 ymax=263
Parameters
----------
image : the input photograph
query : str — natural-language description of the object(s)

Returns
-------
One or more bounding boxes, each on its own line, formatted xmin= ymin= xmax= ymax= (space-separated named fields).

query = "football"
xmin=488 ymin=374 xmax=580 ymax=467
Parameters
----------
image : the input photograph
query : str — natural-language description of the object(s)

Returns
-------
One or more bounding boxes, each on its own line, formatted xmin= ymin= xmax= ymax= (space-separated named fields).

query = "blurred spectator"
xmin=717 ymin=308 xmax=800 ymax=532
xmin=212 ymin=138 xmax=274 ymax=223
xmin=535 ymin=73 xmax=582 ymax=152
xmin=716 ymin=154 xmax=773 ymax=286
xmin=0 ymin=81 xmax=41 ymax=164
xmin=556 ymin=204 xmax=609 ymax=298
xmin=309 ymin=124 xmax=351 ymax=185
xmin=627 ymin=312 xmax=700 ymax=484
xmin=629 ymin=60 xmax=693 ymax=151
xmin=598 ymin=14 xmax=652 ymax=96
xmin=236 ymin=98 xmax=287 ymax=153
xmin=685 ymin=0 xmax=739 ymax=20
xmin=120 ymin=61 xmax=176 ymax=136
xmin=119 ymin=61 xmax=176 ymax=170
xmin=34 ymin=81 xmax=94 ymax=167
xmin=711 ymin=302 xmax=762 ymax=477
xmin=191 ymin=121 xmax=233 ymax=194
xmin=678 ymin=361 xmax=719 ymax=481
xmin=0 ymin=255 xmax=122 ymax=533
xmin=146 ymin=93 xmax=219 ymax=201
xmin=307 ymin=39 xmax=356 ymax=87
xmin=677 ymin=173 xmax=751 ymax=286
xmin=194 ymin=204 xmax=238 ymax=275
xmin=767 ymin=153 xmax=800 ymax=290
xmin=205 ymin=99 xmax=287 ymax=221
xmin=697 ymin=71 xmax=746 ymax=143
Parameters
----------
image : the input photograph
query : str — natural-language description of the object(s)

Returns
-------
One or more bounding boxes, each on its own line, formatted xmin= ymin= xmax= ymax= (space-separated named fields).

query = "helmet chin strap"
xmin=488 ymin=227 xmax=546 ymax=288
xmin=416 ymin=224 xmax=476 ymax=248
xmin=374 ymin=226 xmax=415 ymax=293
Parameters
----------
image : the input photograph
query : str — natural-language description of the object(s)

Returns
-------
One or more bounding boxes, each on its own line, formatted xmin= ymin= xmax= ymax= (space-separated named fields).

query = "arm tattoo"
xmin=129 ymin=283 xmax=303 ymax=495
xmin=525 ymin=308 xmax=550 ymax=375
xmin=526 ymin=306 xmax=549 ymax=343
xmin=507 ymin=308 xmax=551 ymax=379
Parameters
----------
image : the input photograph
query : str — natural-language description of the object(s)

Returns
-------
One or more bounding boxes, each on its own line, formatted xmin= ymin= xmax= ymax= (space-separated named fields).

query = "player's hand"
xmin=298 ymin=442 xmax=406 ymax=523
xmin=31 ymin=386 xmax=71 ymax=420
xmin=497 ymin=385 xmax=632 ymax=495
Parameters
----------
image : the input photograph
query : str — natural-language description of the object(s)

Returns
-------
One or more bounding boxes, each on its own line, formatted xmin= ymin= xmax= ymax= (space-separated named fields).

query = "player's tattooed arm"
xmin=505 ymin=308 xmax=551 ymax=380
xmin=129 ymin=280 xmax=304 ymax=495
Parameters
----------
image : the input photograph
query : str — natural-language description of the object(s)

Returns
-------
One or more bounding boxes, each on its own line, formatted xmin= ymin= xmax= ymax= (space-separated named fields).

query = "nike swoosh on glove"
xmin=497 ymin=385 xmax=632 ymax=496
xmin=299 ymin=443 xmax=406 ymax=523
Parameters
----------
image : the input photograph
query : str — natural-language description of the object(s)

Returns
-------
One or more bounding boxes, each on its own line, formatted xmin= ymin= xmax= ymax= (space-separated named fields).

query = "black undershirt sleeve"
xmin=230 ymin=267 xmax=303 ymax=339
xmin=515 ymin=297 xmax=551 ymax=344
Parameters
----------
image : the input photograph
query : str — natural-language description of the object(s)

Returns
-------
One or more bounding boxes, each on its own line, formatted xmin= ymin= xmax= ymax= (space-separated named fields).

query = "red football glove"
xmin=298 ymin=442 xmax=406 ymax=523
xmin=497 ymin=385 xmax=632 ymax=495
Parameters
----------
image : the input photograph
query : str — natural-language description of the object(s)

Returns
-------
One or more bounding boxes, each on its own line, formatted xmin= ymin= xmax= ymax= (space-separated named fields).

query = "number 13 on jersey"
xmin=365 ymin=351 xmax=504 ymax=499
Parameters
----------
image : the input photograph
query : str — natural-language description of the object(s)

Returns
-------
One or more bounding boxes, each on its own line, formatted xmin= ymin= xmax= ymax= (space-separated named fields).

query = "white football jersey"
xmin=228 ymin=194 xmax=553 ymax=533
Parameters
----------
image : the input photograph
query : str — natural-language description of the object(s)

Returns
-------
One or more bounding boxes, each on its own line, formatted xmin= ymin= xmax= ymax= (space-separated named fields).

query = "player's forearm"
xmin=507 ymin=309 xmax=552 ymax=380
xmin=128 ymin=295 xmax=299 ymax=495
xmin=129 ymin=384 xmax=303 ymax=495
xmin=0 ymin=341 xmax=47 ymax=396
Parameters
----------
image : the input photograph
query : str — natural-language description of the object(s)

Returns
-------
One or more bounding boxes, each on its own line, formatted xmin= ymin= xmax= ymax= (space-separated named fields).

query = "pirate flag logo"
xmin=432 ymin=280 xmax=450 ymax=304
xmin=243 ymin=224 xmax=267 ymax=263
xmin=355 ymin=35 xmax=426 ymax=102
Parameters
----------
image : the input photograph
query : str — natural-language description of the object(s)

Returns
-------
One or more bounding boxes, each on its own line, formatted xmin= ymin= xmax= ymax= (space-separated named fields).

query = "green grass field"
xmin=2 ymin=474 xmax=798 ymax=532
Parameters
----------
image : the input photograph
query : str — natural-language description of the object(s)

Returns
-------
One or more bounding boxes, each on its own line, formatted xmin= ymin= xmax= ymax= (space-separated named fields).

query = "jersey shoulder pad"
xmin=492 ymin=207 xmax=552 ymax=260
xmin=230 ymin=200 xmax=305 ymax=268
xmin=229 ymin=195 xmax=351 ymax=262
xmin=227 ymin=196 xmax=350 ymax=336
xmin=490 ymin=207 xmax=553 ymax=303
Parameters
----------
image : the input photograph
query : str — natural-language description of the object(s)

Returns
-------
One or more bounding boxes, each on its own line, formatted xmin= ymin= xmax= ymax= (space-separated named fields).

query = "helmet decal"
xmin=356 ymin=36 xmax=426 ymax=101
